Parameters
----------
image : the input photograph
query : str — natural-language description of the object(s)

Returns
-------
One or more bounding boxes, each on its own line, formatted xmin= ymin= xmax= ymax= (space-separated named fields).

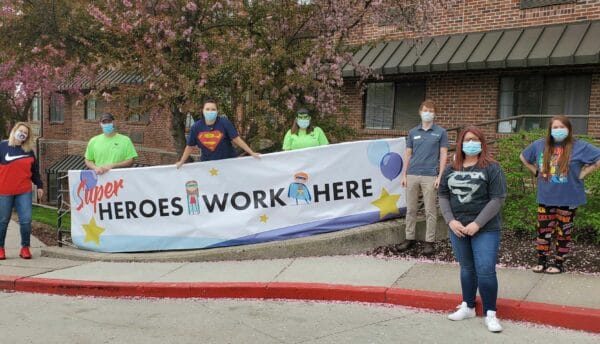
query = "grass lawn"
xmin=32 ymin=205 xmax=71 ymax=230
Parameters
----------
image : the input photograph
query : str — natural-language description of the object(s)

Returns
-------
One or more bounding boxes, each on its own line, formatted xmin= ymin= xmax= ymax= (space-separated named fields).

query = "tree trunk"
xmin=169 ymin=99 xmax=188 ymax=159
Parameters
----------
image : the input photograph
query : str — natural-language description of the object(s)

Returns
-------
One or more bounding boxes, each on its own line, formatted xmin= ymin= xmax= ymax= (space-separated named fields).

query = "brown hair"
xmin=8 ymin=122 xmax=34 ymax=152
xmin=453 ymin=126 xmax=496 ymax=170
xmin=290 ymin=109 xmax=314 ymax=135
xmin=542 ymin=115 xmax=573 ymax=179
xmin=419 ymin=99 xmax=436 ymax=113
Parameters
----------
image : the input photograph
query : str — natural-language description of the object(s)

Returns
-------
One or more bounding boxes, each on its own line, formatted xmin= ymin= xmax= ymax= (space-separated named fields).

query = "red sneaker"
xmin=0 ymin=247 xmax=5 ymax=260
xmin=19 ymin=246 xmax=32 ymax=259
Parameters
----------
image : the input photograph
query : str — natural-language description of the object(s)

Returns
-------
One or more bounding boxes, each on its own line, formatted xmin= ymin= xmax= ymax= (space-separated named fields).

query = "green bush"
xmin=496 ymin=131 xmax=600 ymax=242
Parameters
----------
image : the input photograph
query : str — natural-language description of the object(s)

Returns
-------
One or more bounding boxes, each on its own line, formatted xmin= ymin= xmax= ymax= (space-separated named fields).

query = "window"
xmin=127 ymin=96 xmax=149 ymax=122
xmin=30 ymin=93 xmax=41 ymax=122
xmin=184 ymin=113 xmax=196 ymax=142
xmin=84 ymin=96 xmax=105 ymax=120
xmin=520 ymin=0 xmax=574 ymax=9
xmin=185 ymin=113 xmax=195 ymax=131
xmin=498 ymin=74 xmax=591 ymax=134
xmin=50 ymin=93 xmax=64 ymax=122
xmin=47 ymin=172 xmax=58 ymax=205
xmin=364 ymin=81 xmax=425 ymax=131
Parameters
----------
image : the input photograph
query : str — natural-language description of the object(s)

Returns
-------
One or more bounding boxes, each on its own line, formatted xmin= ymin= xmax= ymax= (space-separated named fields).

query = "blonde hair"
xmin=8 ymin=122 xmax=34 ymax=152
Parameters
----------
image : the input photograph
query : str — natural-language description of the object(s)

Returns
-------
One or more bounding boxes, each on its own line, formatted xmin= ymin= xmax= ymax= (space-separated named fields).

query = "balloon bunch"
xmin=367 ymin=141 xmax=403 ymax=181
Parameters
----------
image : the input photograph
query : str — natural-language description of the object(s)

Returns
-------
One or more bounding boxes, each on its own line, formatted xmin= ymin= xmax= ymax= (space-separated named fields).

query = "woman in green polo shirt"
xmin=282 ymin=108 xmax=329 ymax=151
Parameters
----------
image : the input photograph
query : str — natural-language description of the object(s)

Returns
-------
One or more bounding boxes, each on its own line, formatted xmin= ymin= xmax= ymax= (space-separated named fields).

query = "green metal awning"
xmin=46 ymin=155 xmax=87 ymax=174
xmin=343 ymin=20 xmax=600 ymax=77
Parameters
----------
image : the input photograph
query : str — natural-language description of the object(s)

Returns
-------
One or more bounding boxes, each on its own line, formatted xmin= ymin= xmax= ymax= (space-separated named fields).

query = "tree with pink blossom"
xmin=0 ymin=0 xmax=112 ymax=134
xmin=1 ymin=0 xmax=454 ymax=152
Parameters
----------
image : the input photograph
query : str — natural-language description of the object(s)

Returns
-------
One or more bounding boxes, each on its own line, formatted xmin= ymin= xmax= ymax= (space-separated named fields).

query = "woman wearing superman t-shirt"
xmin=0 ymin=122 xmax=44 ymax=260
xmin=176 ymin=99 xmax=259 ymax=167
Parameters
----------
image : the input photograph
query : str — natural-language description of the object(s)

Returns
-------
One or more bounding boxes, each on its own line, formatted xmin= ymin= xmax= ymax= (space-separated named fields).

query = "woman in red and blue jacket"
xmin=0 ymin=122 xmax=44 ymax=260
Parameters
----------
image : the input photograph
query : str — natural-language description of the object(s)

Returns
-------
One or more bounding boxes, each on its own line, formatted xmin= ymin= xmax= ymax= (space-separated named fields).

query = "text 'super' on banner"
xmin=68 ymin=138 xmax=406 ymax=253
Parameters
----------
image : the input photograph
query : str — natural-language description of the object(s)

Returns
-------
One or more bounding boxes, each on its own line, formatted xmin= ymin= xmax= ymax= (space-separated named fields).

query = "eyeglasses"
xmin=297 ymin=114 xmax=311 ymax=120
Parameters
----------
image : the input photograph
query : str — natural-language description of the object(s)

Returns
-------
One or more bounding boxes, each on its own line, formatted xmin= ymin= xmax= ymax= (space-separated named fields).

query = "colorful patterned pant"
xmin=536 ymin=204 xmax=577 ymax=262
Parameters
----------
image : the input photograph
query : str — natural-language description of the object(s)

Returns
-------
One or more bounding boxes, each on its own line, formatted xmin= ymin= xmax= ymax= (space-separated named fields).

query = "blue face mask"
xmin=297 ymin=118 xmax=310 ymax=129
xmin=551 ymin=128 xmax=569 ymax=142
xmin=420 ymin=111 xmax=434 ymax=122
xmin=462 ymin=140 xmax=482 ymax=156
xmin=203 ymin=111 xmax=218 ymax=122
xmin=101 ymin=123 xmax=114 ymax=134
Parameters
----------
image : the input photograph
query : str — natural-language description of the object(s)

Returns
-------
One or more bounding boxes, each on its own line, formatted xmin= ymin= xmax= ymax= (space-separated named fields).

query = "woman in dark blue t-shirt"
xmin=439 ymin=126 xmax=507 ymax=333
xmin=176 ymin=99 xmax=259 ymax=167
xmin=520 ymin=115 xmax=600 ymax=274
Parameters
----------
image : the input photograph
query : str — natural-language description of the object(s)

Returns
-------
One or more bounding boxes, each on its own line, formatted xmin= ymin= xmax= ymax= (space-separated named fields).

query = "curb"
xmin=1 ymin=275 xmax=598 ymax=333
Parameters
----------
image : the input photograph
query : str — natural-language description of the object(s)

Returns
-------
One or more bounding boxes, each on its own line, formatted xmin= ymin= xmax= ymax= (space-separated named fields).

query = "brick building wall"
xmin=341 ymin=66 xmax=600 ymax=141
xmin=349 ymin=0 xmax=600 ymax=45
xmin=342 ymin=0 xmax=600 ymax=141
xmin=37 ymin=92 xmax=181 ymax=202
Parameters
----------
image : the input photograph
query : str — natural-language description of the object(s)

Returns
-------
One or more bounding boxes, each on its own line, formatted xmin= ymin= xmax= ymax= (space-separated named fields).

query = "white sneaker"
xmin=485 ymin=310 xmax=503 ymax=332
xmin=448 ymin=302 xmax=476 ymax=321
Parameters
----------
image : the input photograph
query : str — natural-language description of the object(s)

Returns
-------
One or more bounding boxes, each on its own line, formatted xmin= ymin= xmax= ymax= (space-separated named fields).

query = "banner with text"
xmin=69 ymin=138 xmax=406 ymax=252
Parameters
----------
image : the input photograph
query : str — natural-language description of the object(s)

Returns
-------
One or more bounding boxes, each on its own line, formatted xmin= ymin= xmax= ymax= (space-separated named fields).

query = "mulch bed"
xmin=369 ymin=229 xmax=600 ymax=274
xmin=31 ymin=221 xmax=70 ymax=247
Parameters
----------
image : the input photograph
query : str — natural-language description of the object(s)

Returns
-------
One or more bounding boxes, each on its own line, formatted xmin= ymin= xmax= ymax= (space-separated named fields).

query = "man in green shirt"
xmin=85 ymin=113 xmax=138 ymax=175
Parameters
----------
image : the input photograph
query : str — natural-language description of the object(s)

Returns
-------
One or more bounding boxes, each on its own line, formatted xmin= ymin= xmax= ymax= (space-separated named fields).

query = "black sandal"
xmin=545 ymin=259 xmax=563 ymax=274
xmin=532 ymin=256 xmax=547 ymax=273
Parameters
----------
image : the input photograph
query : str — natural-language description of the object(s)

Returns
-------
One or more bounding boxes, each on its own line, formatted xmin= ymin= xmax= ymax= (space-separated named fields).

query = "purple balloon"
xmin=380 ymin=152 xmax=403 ymax=181
xmin=80 ymin=170 xmax=98 ymax=190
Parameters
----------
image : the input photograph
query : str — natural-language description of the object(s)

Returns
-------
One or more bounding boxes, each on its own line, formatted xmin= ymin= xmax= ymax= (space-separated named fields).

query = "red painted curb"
xmin=386 ymin=288 xmax=458 ymax=311
xmin=501 ymin=299 xmax=600 ymax=334
xmin=265 ymin=282 xmax=387 ymax=303
xmin=0 ymin=275 xmax=19 ymax=290
xmin=189 ymin=282 xmax=269 ymax=299
xmin=1 ymin=276 xmax=599 ymax=333
xmin=15 ymin=278 xmax=145 ymax=297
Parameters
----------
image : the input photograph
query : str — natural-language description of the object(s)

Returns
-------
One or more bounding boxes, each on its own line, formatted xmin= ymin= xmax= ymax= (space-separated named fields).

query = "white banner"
xmin=68 ymin=138 xmax=406 ymax=252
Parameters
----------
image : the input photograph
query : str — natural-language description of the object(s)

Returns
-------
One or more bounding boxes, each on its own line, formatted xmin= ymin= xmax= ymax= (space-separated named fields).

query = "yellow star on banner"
xmin=82 ymin=217 xmax=105 ymax=245
xmin=209 ymin=168 xmax=219 ymax=176
xmin=259 ymin=214 xmax=269 ymax=223
xmin=371 ymin=188 xmax=401 ymax=219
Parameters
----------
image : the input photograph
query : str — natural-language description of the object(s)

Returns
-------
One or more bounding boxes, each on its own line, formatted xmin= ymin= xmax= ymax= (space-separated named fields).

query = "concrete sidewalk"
xmin=1 ymin=221 xmax=599 ymax=334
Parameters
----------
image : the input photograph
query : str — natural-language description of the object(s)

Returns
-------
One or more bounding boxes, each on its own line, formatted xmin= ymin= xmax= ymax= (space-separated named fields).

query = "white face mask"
xmin=15 ymin=130 xmax=28 ymax=142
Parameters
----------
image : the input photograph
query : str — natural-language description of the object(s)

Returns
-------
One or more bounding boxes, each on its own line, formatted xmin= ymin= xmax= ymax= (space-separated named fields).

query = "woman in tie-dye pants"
xmin=535 ymin=205 xmax=575 ymax=273
xmin=520 ymin=116 xmax=600 ymax=274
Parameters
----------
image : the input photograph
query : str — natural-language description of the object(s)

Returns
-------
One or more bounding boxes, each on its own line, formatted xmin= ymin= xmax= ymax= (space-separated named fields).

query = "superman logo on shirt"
xmin=198 ymin=130 xmax=224 ymax=152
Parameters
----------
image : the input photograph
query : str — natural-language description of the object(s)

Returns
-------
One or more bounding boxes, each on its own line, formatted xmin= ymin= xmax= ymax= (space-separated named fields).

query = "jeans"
xmin=0 ymin=192 xmax=33 ymax=247
xmin=449 ymin=229 xmax=500 ymax=313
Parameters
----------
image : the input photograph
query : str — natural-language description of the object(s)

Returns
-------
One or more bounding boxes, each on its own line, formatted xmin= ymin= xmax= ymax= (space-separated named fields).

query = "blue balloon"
xmin=367 ymin=140 xmax=390 ymax=166
xmin=380 ymin=152 xmax=403 ymax=181
xmin=80 ymin=170 xmax=98 ymax=191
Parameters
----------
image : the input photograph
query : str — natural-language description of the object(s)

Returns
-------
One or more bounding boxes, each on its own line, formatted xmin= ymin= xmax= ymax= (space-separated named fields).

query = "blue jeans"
xmin=449 ymin=229 xmax=500 ymax=313
xmin=0 ymin=192 xmax=33 ymax=247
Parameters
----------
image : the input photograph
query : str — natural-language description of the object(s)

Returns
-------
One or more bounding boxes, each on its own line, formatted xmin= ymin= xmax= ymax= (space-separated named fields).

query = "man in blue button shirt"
xmin=400 ymin=100 xmax=448 ymax=255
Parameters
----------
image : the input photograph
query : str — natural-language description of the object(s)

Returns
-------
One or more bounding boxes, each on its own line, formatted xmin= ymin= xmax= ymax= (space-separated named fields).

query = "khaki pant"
xmin=405 ymin=175 xmax=437 ymax=243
